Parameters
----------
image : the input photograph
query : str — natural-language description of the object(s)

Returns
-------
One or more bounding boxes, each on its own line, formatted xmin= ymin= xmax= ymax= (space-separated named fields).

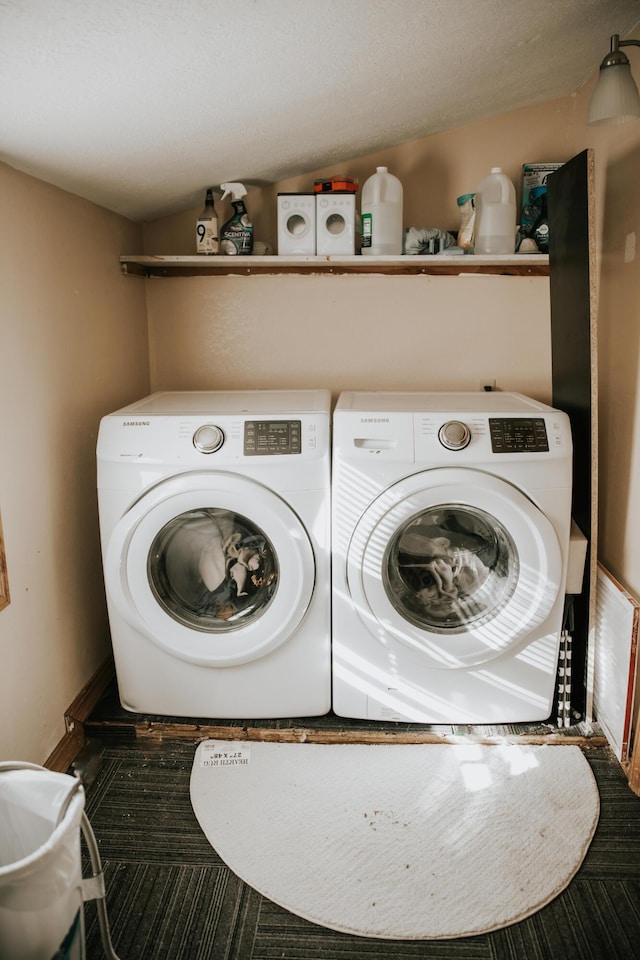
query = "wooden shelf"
xmin=120 ymin=253 xmax=549 ymax=278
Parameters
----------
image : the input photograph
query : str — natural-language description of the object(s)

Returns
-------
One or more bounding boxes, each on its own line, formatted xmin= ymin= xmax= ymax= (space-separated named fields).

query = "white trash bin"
xmin=0 ymin=762 xmax=122 ymax=960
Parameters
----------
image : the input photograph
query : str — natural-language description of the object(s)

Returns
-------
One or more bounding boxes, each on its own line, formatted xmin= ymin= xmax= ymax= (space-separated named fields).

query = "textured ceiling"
xmin=1 ymin=0 xmax=640 ymax=222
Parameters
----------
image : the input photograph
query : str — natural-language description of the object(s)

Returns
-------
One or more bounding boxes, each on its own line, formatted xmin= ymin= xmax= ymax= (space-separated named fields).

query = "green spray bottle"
xmin=219 ymin=182 xmax=253 ymax=255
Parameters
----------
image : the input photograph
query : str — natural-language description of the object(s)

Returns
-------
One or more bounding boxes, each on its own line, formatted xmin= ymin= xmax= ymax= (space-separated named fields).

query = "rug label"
xmin=199 ymin=742 xmax=251 ymax=768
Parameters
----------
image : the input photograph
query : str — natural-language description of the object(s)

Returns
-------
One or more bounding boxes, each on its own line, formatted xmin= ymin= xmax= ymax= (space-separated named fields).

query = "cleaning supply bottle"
xmin=473 ymin=167 xmax=517 ymax=255
xmin=360 ymin=166 xmax=403 ymax=256
xmin=531 ymin=186 xmax=550 ymax=253
xmin=219 ymin=183 xmax=253 ymax=255
xmin=196 ymin=188 xmax=219 ymax=255
xmin=456 ymin=193 xmax=475 ymax=250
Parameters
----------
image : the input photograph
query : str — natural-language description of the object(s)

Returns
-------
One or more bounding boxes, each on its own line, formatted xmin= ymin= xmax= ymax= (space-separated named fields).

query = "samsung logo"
xmin=122 ymin=420 xmax=150 ymax=427
xmin=360 ymin=417 xmax=389 ymax=423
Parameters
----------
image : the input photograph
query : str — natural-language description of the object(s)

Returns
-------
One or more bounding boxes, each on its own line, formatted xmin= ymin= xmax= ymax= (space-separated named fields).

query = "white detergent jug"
xmin=360 ymin=166 xmax=403 ymax=256
xmin=473 ymin=167 xmax=517 ymax=255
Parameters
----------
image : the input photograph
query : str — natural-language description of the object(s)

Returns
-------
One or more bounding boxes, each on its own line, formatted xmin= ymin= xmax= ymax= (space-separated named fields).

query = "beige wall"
xmin=0 ymin=164 xmax=150 ymax=763
xmin=147 ymin=274 xmax=552 ymax=402
xmin=598 ymin=145 xmax=640 ymax=587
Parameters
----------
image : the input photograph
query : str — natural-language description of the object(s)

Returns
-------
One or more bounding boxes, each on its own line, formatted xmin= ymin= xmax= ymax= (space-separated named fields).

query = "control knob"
xmin=438 ymin=420 xmax=471 ymax=451
xmin=193 ymin=424 xmax=224 ymax=454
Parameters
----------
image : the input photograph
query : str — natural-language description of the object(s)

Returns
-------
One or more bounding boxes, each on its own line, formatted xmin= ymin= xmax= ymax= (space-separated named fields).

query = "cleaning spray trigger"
xmin=220 ymin=182 xmax=247 ymax=202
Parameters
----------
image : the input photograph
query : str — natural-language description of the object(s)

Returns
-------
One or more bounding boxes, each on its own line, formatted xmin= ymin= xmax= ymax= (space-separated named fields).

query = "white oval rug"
xmin=190 ymin=740 xmax=600 ymax=939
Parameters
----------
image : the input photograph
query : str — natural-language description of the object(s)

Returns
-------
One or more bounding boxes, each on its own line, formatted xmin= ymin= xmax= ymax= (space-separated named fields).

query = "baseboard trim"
xmin=45 ymin=658 xmax=115 ymax=772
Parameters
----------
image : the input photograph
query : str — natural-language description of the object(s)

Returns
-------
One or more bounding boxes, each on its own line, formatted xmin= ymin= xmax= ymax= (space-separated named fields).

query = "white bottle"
xmin=196 ymin=188 xmax=219 ymax=255
xmin=473 ymin=168 xmax=517 ymax=255
xmin=360 ymin=166 xmax=403 ymax=256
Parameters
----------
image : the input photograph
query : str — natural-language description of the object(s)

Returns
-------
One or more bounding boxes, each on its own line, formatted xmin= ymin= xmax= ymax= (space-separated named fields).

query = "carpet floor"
xmin=73 ymin=735 xmax=640 ymax=960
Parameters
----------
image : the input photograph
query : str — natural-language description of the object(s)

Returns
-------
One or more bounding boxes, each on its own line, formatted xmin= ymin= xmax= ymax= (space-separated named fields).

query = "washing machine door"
xmin=346 ymin=468 xmax=563 ymax=667
xmin=105 ymin=472 xmax=315 ymax=666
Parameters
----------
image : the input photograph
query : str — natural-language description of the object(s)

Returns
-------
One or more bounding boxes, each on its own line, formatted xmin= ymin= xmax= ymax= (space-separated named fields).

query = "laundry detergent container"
xmin=360 ymin=166 xmax=403 ymax=255
xmin=0 ymin=764 xmax=86 ymax=960
xmin=473 ymin=167 xmax=517 ymax=255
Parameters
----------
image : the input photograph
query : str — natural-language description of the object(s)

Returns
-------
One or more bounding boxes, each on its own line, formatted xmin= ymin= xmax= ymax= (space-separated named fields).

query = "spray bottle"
xmin=219 ymin=183 xmax=253 ymax=255
xmin=196 ymin=188 xmax=219 ymax=255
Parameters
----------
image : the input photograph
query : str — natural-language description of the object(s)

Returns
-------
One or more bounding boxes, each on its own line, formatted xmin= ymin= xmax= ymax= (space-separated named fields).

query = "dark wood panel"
xmin=548 ymin=149 xmax=597 ymax=721
xmin=548 ymin=149 xmax=595 ymax=536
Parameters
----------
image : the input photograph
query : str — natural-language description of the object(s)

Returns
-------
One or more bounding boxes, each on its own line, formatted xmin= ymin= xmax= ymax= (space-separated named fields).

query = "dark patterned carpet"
xmin=72 ymin=736 xmax=640 ymax=960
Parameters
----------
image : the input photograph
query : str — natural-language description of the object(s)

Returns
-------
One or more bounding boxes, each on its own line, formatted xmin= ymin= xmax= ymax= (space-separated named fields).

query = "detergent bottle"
xmin=219 ymin=182 xmax=253 ymax=255
xmin=360 ymin=166 xmax=403 ymax=256
xmin=473 ymin=167 xmax=517 ymax=255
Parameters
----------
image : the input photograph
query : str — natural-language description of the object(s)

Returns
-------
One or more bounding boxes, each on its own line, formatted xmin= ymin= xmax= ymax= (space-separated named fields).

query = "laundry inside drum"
xmin=147 ymin=508 xmax=278 ymax=632
xmin=383 ymin=505 xmax=519 ymax=633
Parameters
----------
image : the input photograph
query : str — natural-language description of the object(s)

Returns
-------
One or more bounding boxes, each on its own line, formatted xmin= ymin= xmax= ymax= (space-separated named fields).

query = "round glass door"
xmin=384 ymin=504 xmax=518 ymax=634
xmin=347 ymin=468 xmax=562 ymax=668
xmin=105 ymin=472 xmax=315 ymax=666
xmin=147 ymin=507 xmax=278 ymax=632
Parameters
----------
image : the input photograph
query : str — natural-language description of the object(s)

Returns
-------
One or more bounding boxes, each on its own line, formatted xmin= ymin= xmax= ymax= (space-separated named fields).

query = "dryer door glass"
xmin=384 ymin=505 xmax=518 ymax=633
xmin=147 ymin=508 xmax=277 ymax=632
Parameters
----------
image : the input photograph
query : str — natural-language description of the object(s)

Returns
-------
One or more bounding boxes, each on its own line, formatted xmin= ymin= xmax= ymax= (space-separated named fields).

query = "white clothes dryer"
xmin=332 ymin=391 xmax=573 ymax=724
xmin=97 ymin=390 xmax=331 ymax=718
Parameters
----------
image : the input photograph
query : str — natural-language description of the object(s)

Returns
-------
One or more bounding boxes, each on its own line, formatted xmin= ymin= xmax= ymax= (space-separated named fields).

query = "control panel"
xmin=244 ymin=420 xmax=302 ymax=456
xmin=489 ymin=418 xmax=549 ymax=453
xmin=105 ymin=411 xmax=327 ymax=464
xmin=413 ymin=409 xmax=568 ymax=463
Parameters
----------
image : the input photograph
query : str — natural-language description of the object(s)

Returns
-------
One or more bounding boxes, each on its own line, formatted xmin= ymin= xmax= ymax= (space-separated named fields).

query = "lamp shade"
xmin=588 ymin=59 xmax=640 ymax=125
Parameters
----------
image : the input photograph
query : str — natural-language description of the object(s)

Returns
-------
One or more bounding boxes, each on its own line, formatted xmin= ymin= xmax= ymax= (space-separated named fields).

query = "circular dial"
xmin=193 ymin=424 xmax=224 ymax=454
xmin=438 ymin=419 xmax=471 ymax=451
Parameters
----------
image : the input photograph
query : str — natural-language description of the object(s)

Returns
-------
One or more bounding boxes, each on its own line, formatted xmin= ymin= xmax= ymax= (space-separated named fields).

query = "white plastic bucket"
xmin=0 ymin=765 xmax=85 ymax=960
xmin=473 ymin=167 xmax=517 ymax=255
xmin=360 ymin=166 xmax=403 ymax=255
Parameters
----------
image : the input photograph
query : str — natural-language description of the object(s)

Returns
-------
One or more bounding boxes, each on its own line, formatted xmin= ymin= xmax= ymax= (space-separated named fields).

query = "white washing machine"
xmin=332 ymin=391 xmax=573 ymax=724
xmin=97 ymin=390 xmax=331 ymax=718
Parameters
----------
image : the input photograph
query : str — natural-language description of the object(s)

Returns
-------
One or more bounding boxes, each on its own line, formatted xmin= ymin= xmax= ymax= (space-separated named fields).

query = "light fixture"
xmin=588 ymin=34 xmax=640 ymax=125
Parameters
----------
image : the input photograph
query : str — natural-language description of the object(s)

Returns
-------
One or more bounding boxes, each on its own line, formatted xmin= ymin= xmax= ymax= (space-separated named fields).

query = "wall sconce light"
xmin=588 ymin=34 xmax=640 ymax=125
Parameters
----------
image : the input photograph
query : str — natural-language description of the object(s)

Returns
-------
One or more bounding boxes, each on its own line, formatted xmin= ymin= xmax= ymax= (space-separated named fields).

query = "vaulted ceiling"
xmin=2 ymin=0 xmax=639 ymax=221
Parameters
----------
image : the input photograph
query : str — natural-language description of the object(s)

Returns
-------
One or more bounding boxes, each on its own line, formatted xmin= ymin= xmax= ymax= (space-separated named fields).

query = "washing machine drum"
xmin=105 ymin=473 xmax=316 ymax=666
xmin=346 ymin=468 xmax=563 ymax=668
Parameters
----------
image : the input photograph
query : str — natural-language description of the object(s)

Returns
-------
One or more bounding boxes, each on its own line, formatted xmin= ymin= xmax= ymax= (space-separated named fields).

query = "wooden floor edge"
xmin=64 ymin=658 xmax=116 ymax=725
xmin=44 ymin=658 xmax=116 ymax=772
xmin=83 ymin=718 xmax=609 ymax=748
xmin=44 ymin=728 xmax=85 ymax=773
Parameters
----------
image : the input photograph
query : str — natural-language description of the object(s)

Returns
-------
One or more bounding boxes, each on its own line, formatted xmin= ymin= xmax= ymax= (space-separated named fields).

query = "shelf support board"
xmin=119 ymin=255 xmax=549 ymax=279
